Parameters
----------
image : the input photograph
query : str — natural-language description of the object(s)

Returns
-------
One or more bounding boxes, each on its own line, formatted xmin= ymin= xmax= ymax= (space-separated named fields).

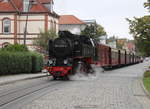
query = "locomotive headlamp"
xmin=48 ymin=60 xmax=53 ymax=65
xmin=64 ymin=59 xmax=68 ymax=64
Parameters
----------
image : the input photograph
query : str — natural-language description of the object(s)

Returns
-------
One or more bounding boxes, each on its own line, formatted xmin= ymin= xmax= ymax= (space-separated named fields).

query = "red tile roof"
xmin=0 ymin=0 xmax=54 ymax=13
xmin=30 ymin=2 xmax=48 ymax=12
xmin=11 ymin=0 xmax=23 ymax=11
xmin=38 ymin=0 xmax=53 ymax=4
xmin=59 ymin=15 xmax=85 ymax=25
xmin=0 ymin=0 xmax=16 ymax=12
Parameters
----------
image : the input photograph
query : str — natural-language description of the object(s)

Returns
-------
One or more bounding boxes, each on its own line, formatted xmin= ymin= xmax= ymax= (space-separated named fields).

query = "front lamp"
xmin=48 ymin=60 xmax=53 ymax=65
xmin=64 ymin=60 xmax=68 ymax=64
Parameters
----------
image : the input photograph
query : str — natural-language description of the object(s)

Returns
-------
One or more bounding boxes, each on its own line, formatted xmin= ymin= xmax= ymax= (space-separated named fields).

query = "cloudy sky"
xmin=54 ymin=0 xmax=149 ymax=39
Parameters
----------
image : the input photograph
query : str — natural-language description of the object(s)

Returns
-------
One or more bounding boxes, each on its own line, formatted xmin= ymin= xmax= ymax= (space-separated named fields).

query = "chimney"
xmin=23 ymin=0 xmax=29 ymax=12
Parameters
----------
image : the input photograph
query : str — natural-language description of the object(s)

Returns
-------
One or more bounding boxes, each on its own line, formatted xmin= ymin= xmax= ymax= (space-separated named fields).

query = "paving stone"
xmin=22 ymin=61 xmax=150 ymax=109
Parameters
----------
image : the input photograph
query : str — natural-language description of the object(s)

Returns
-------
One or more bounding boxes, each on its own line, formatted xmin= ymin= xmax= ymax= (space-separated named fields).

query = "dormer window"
xmin=23 ymin=0 xmax=29 ymax=12
xmin=2 ymin=18 xmax=11 ymax=34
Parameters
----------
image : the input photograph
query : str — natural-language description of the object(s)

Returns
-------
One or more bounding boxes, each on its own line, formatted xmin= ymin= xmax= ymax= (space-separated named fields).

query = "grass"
xmin=143 ymin=69 xmax=150 ymax=93
xmin=143 ymin=77 xmax=150 ymax=93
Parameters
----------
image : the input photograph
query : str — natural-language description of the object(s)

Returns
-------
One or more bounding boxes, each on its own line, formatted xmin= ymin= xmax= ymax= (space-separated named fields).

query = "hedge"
xmin=1 ymin=44 xmax=28 ymax=52
xmin=0 ymin=51 xmax=43 ymax=75
xmin=31 ymin=52 xmax=44 ymax=73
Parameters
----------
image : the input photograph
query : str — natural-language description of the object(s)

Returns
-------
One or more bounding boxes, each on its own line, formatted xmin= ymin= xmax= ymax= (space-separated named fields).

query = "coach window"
xmin=2 ymin=18 xmax=11 ymax=34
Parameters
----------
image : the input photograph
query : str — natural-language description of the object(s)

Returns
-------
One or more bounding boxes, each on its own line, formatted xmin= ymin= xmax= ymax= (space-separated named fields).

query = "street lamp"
xmin=24 ymin=0 xmax=34 ymax=45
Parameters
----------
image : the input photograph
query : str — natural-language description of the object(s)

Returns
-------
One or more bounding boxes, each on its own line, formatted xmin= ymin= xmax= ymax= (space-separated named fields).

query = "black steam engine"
xmin=46 ymin=31 xmax=95 ymax=80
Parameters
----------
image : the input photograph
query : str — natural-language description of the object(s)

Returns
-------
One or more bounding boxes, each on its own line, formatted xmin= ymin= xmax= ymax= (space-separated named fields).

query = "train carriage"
xmin=119 ymin=50 xmax=126 ymax=65
xmin=125 ymin=51 xmax=130 ymax=64
xmin=45 ymin=31 xmax=142 ymax=80
xmin=94 ymin=44 xmax=110 ymax=67
xmin=110 ymin=48 xmax=119 ymax=67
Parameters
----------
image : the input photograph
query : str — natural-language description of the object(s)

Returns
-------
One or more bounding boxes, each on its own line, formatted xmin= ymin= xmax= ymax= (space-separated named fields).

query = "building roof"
xmin=0 ymin=0 xmax=16 ymax=12
xmin=59 ymin=15 xmax=85 ymax=25
xmin=0 ymin=0 xmax=57 ymax=16
xmin=38 ymin=0 xmax=53 ymax=4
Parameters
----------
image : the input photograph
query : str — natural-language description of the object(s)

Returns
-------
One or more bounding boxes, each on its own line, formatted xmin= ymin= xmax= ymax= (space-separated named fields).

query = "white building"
xmin=0 ymin=0 xmax=59 ymax=49
xmin=98 ymin=35 xmax=107 ymax=45
xmin=59 ymin=15 xmax=86 ymax=35
xmin=83 ymin=19 xmax=96 ymax=26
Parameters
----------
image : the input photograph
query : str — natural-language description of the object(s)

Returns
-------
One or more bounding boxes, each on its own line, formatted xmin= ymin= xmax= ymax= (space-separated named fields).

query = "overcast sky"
xmin=54 ymin=0 xmax=149 ymax=39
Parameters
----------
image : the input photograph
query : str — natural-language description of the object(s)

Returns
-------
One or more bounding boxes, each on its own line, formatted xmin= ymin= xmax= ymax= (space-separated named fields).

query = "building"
xmin=83 ymin=19 xmax=96 ymax=26
xmin=116 ymin=39 xmax=135 ymax=52
xmin=0 ymin=0 xmax=59 ymax=49
xmin=98 ymin=35 xmax=107 ymax=45
xmin=107 ymin=36 xmax=117 ymax=48
xmin=59 ymin=15 xmax=86 ymax=34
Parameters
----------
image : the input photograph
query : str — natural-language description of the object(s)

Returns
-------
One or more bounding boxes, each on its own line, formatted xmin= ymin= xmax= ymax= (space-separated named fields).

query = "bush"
xmin=144 ymin=70 xmax=150 ymax=78
xmin=2 ymin=44 xmax=28 ymax=52
xmin=0 ymin=52 xmax=32 ymax=75
xmin=31 ymin=52 xmax=43 ymax=73
xmin=0 ymin=51 xmax=44 ymax=75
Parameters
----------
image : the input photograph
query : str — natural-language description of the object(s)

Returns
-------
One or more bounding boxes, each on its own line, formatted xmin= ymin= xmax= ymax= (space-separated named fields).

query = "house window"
xmin=2 ymin=42 xmax=10 ymax=48
xmin=2 ymin=18 xmax=11 ymax=34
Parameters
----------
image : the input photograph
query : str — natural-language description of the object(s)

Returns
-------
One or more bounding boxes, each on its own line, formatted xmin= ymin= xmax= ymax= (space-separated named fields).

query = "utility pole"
xmin=24 ymin=0 xmax=34 ymax=45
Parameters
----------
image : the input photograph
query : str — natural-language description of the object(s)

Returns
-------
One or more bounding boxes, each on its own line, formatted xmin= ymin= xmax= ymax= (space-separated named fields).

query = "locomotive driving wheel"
xmin=73 ymin=60 xmax=94 ymax=75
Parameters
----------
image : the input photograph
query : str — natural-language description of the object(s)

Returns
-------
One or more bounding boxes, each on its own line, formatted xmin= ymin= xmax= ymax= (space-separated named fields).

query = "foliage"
xmin=127 ymin=16 xmax=150 ymax=56
xmin=31 ymin=52 xmax=43 ymax=73
xmin=0 ymin=52 xmax=32 ymax=75
xmin=81 ymin=23 xmax=107 ymax=39
xmin=2 ymin=44 xmax=28 ymax=52
xmin=144 ymin=0 xmax=150 ymax=12
xmin=144 ymin=70 xmax=150 ymax=78
xmin=33 ymin=29 xmax=58 ymax=53
xmin=0 ymin=51 xmax=43 ymax=75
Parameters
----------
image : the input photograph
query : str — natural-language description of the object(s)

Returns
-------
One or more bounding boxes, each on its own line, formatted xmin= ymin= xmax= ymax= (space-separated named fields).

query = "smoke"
xmin=70 ymin=64 xmax=104 ymax=81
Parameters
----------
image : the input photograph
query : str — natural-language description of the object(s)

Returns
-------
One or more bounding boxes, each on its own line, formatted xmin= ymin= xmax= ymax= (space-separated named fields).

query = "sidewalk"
xmin=0 ymin=73 xmax=48 ymax=86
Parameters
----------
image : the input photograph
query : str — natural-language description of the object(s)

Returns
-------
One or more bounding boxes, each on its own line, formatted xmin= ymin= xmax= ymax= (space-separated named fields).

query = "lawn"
xmin=143 ymin=70 xmax=150 ymax=93
xmin=143 ymin=77 xmax=150 ymax=93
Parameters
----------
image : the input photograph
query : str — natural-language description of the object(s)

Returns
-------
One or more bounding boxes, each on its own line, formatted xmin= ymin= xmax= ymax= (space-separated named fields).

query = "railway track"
xmin=0 ymin=77 xmax=64 ymax=109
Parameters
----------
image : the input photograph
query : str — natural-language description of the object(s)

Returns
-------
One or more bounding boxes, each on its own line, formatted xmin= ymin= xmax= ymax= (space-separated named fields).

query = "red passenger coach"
xmin=94 ymin=44 xmax=110 ymax=67
xmin=119 ymin=50 xmax=126 ymax=65
xmin=110 ymin=48 xmax=119 ymax=67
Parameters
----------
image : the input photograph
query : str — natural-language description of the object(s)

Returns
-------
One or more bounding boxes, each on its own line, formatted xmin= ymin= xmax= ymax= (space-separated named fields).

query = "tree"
xmin=127 ymin=16 xmax=150 ymax=56
xmin=97 ymin=24 xmax=107 ymax=36
xmin=33 ymin=29 xmax=58 ymax=53
xmin=144 ymin=0 xmax=150 ymax=12
xmin=81 ymin=23 xmax=107 ymax=39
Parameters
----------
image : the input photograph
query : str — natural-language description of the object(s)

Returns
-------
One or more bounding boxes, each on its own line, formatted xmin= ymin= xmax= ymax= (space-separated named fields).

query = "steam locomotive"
xmin=45 ymin=31 xmax=142 ymax=80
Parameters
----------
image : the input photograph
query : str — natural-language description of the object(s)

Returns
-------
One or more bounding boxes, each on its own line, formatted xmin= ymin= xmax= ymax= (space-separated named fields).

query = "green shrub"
xmin=0 ymin=47 xmax=44 ymax=75
xmin=144 ymin=70 xmax=150 ymax=78
xmin=31 ymin=52 xmax=43 ymax=73
xmin=0 ymin=52 xmax=32 ymax=75
xmin=2 ymin=44 xmax=28 ymax=52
